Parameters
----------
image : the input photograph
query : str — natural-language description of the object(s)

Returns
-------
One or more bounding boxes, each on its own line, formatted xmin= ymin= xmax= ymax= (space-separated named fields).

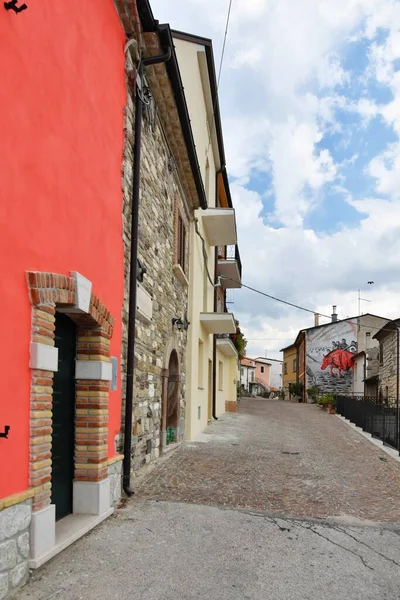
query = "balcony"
xmin=201 ymin=208 xmax=237 ymax=246
xmin=216 ymin=334 xmax=238 ymax=357
xmin=200 ymin=312 xmax=236 ymax=334
xmin=217 ymin=244 xmax=242 ymax=289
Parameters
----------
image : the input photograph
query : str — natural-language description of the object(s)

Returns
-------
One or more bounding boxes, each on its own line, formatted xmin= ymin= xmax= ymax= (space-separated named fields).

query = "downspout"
xmin=123 ymin=44 xmax=172 ymax=497
xmin=212 ymin=246 xmax=218 ymax=419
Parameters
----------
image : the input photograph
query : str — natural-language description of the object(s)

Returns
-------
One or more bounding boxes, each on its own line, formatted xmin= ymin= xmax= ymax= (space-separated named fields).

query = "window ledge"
xmin=173 ymin=264 xmax=189 ymax=287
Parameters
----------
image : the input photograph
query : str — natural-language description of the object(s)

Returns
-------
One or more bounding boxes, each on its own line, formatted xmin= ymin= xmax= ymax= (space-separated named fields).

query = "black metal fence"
xmin=336 ymin=395 xmax=400 ymax=452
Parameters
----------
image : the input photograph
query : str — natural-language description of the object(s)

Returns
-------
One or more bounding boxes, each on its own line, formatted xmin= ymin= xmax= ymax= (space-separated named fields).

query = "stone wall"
xmin=378 ymin=332 xmax=398 ymax=401
xmin=121 ymin=58 xmax=191 ymax=475
xmin=108 ymin=460 xmax=123 ymax=507
xmin=0 ymin=501 xmax=31 ymax=599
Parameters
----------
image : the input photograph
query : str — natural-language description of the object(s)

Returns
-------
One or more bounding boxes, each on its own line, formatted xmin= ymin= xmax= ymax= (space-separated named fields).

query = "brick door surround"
xmin=26 ymin=271 xmax=115 ymax=514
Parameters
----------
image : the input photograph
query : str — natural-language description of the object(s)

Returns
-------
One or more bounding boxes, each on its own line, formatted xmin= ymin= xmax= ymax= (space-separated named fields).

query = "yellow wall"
xmin=173 ymin=37 xmax=218 ymax=206
xmin=216 ymin=351 xmax=238 ymax=417
xmin=174 ymin=34 xmax=238 ymax=440
xmin=185 ymin=216 xmax=215 ymax=440
xmin=282 ymin=346 xmax=297 ymax=397
xmin=174 ymin=36 xmax=218 ymax=440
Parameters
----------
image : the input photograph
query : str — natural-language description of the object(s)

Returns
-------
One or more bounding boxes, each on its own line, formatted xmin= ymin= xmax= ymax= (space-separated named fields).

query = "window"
xmin=198 ymin=339 xmax=204 ymax=388
xmin=240 ymin=367 xmax=244 ymax=377
xmin=261 ymin=366 xmax=265 ymax=374
xmin=293 ymin=359 xmax=297 ymax=372
xmin=284 ymin=362 xmax=288 ymax=375
xmin=379 ymin=343 xmax=384 ymax=365
xmin=249 ymin=371 xmax=254 ymax=382
xmin=218 ymin=361 xmax=223 ymax=391
xmin=177 ymin=214 xmax=186 ymax=273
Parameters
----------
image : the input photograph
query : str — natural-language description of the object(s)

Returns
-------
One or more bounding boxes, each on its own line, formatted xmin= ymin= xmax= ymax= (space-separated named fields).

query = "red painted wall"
xmin=0 ymin=1 xmax=126 ymax=498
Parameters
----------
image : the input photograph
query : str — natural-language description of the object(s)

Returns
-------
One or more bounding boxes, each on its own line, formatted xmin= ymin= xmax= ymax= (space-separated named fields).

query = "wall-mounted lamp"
xmin=172 ymin=315 xmax=190 ymax=332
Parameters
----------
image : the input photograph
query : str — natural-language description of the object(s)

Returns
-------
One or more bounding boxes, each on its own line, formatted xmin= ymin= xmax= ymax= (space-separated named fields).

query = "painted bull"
xmin=321 ymin=349 xmax=354 ymax=377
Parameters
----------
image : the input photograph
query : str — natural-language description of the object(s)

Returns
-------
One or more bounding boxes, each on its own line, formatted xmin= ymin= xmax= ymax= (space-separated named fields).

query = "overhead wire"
xmin=205 ymin=0 xmax=233 ymax=162
xmin=220 ymin=275 xmax=399 ymax=335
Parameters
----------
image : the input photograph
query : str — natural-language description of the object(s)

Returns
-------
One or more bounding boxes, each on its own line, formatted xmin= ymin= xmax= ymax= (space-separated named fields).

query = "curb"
xmin=335 ymin=414 xmax=400 ymax=463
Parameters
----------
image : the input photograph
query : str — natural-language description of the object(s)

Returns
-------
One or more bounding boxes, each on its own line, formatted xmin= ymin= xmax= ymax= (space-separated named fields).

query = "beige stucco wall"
xmin=357 ymin=315 xmax=389 ymax=352
xmin=352 ymin=354 xmax=365 ymax=396
xmin=174 ymin=35 xmax=227 ymax=440
xmin=216 ymin=350 xmax=238 ymax=416
xmin=173 ymin=37 xmax=218 ymax=207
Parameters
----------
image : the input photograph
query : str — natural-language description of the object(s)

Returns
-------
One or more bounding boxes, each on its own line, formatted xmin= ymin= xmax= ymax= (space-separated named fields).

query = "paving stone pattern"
xmin=137 ymin=398 xmax=400 ymax=522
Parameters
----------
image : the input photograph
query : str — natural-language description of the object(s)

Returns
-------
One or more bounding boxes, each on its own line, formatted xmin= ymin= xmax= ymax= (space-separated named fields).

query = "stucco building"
xmin=171 ymin=30 xmax=241 ymax=439
xmin=0 ymin=2 xmax=127 ymax=594
xmin=281 ymin=344 xmax=297 ymax=399
xmin=291 ymin=310 xmax=388 ymax=401
xmin=0 ymin=1 xmax=242 ymax=596
xmin=240 ymin=358 xmax=256 ymax=393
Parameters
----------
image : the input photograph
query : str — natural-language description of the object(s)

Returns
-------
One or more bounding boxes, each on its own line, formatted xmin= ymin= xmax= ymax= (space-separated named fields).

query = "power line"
xmin=205 ymin=0 xmax=232 ymax=160
xmin=217 ymin=0 xmax=232 ymax=88
xmin=223 ymin=278 xmax=332 ymax=318
xmin=221 ymin=276 xmax=399 ymax=335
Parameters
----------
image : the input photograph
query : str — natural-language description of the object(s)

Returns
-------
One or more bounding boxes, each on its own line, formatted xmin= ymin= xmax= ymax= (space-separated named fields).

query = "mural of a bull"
xmin=321 ymin=349 xmax=355 ymax=377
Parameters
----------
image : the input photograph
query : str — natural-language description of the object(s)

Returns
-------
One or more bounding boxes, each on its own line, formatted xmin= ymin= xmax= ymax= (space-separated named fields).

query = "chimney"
xmin=314 ymin=313 xmax=320 ymax=327
xmin=331 ymin=305 xmax=338 ymax=322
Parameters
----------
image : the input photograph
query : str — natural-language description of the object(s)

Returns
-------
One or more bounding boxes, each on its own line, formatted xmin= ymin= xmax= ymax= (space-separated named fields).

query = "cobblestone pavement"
xmin=137 ymin=398 xmax=400 ymax=522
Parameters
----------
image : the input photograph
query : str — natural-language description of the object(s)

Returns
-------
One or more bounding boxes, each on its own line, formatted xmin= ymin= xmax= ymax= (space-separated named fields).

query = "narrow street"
xmin=17 ymin=399 xmax=400 ymax=600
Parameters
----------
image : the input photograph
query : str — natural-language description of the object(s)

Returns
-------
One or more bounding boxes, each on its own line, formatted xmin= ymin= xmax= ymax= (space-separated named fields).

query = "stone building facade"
xmin=117 ymin=10 xmax=206 ymax=476
xmin=121 ymin=87 xmax=191 ymax=469
xmin=374 ymin=320 xmax=400 ymax=402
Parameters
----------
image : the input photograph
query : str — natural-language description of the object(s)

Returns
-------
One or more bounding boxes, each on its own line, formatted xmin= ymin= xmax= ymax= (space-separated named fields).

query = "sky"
xmin=151 ymin=0 xmax=400 ymax=362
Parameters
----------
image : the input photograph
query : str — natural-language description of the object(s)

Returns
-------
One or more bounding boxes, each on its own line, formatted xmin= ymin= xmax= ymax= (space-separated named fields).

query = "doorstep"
xmin=28 ymin=508 xmax=114 ymax=569
xmin=163 ymin=441 xmax=182 ymax=455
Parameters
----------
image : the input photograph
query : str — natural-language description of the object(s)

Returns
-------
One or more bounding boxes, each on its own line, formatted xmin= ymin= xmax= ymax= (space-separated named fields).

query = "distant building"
xmin=259 ymin=357 xmax=283 ymax=390
xmin=289 ymin=309 xmax=389 ymax=401
xmin=254 ymin=358 xmax=271 ymax=392
xmin=240 ymin=358 xmax=256 ymax=393
xmin=281 ymin=343 xmax=297 ymax=399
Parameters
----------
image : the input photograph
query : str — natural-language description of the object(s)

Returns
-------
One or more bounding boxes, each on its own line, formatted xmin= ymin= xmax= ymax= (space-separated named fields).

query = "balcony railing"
xmin=226 ymin=244 xmax=242 ymax=279
xmin=217 ymin=244 xmax=242 ymax=288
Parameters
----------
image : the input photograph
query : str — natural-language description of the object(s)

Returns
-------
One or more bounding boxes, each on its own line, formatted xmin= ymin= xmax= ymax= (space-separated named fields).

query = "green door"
xmin=51 ymin=313 xmax=76 ymax=521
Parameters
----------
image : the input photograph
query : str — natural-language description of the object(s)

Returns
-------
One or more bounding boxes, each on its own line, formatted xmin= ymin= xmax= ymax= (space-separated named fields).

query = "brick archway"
xmin=26 ymin=271 xmax=115 ymax=515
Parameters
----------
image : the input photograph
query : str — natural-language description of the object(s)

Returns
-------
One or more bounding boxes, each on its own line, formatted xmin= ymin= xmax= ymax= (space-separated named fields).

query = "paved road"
xmin=138 ymin=398 xmax=400 ymax=522
xmin=17 ymin=399 xmax=400 ymax=600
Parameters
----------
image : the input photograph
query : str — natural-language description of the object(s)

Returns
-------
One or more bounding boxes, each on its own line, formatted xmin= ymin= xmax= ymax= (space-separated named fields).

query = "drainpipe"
xmin=123 ymin=44 xmax=172 ymax=497
xmin=212 ymin=246 xmax=218 ymax=419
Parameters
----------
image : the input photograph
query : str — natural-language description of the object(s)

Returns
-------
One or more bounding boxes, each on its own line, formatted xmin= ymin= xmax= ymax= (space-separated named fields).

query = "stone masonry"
xmin=378 ymin=331 xmax=399 ymax=401
xmin=121 ymin=53 xmax=192 ymax=475
xmin=0 ymin=501 xmax=31 ymax=599
xmin=108 ymin=459 xmax=123 ymax=507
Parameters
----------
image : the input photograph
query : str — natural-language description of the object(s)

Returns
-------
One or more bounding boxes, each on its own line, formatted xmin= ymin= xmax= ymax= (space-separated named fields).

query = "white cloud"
xmin=368 ymin=142 xmax=400 ymax=197
xmin=150 ymin=0 xmax=400 ymax=365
